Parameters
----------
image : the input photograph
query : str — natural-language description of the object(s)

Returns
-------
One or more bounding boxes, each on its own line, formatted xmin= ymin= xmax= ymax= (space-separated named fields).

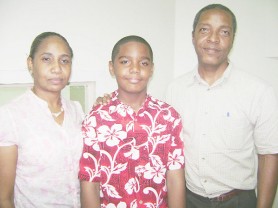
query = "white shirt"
xmin=0 ymin=90 xmax=84 ymax=207
xmin=166 ymin=63 xmax=278 ymax=198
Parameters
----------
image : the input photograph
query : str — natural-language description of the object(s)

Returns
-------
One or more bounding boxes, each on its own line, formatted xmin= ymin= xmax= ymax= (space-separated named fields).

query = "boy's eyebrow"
xmin=118 ymin=56 xmax=151 ymax=61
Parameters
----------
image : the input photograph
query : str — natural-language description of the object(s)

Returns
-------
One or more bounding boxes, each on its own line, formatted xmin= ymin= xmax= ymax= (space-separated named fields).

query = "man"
xmin=166 ymin=4 xmax=278 ymax=208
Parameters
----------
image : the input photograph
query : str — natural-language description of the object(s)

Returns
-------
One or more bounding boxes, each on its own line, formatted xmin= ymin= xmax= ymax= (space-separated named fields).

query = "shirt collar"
xmin=192 ymin=61 xmax=233 ymax=87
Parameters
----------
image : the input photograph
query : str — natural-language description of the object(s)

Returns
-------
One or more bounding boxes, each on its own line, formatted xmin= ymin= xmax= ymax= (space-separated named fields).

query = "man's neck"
xmin=198 ymin=62 xmax=229 ymax=86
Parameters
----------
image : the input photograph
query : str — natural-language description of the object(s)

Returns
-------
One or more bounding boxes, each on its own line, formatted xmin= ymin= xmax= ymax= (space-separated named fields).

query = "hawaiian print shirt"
xmin=79 ymin=91 xmax=185 ymax=208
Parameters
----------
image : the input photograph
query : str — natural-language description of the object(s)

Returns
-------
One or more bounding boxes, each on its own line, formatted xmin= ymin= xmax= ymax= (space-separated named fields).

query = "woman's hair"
xmin=111 ymin=35 xmax=153 ymax=63
xmin=28 ymin=32 xmax=73 ymax=59
xmin=193 ymin=4 xmax=237 ymax=36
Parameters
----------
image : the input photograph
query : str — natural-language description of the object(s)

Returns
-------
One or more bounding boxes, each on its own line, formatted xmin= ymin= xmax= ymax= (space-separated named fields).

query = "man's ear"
xmin=109 ymin=61 xmax=115 ymax=78
xmin=27 ymin=57 xmax=34 ymax=77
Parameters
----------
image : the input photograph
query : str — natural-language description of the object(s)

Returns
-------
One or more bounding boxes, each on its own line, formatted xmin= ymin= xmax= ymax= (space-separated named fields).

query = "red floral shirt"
xmin=79 ymin=91 xmax=185 ymax=208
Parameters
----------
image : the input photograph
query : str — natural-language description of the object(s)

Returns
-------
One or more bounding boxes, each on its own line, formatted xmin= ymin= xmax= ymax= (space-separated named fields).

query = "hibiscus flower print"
xmin=167 ymin=149 xmax=184 ymax=169
xmin=143 ymin=162 xmax=166 ymax=184
xmin=97 ymin=124 xmax=127 ymax=146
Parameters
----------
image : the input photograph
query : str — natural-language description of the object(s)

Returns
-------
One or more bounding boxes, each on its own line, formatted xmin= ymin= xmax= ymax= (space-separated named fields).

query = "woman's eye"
xmin=61 ymin=59 xmax=71 ymax=64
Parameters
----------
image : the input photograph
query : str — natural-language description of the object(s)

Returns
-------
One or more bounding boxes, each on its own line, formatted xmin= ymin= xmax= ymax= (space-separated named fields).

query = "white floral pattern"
xmin=79 ymin=91 xmax=185 ymax=207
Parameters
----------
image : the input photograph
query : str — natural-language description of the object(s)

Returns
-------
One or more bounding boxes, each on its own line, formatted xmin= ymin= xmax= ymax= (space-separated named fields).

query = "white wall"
xmin=0 ymin=0 xmax=175 ymax=101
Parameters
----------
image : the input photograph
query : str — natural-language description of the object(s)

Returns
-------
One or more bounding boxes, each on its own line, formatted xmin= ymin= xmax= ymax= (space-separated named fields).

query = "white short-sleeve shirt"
xmin=166 ymin=62 xmax=278 ymax=198
xmin=0 ymin=90 xmax=84 ymax=207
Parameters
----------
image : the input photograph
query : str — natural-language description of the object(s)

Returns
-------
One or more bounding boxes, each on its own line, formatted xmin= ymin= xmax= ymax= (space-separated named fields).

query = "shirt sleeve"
xmin=78 ymin=113 xmax=101 ymax=182
xmin=254 ymin=86 xmax=278 ymax=154
xmin=0 ymin=106 xmax=17 ymax=146
xmin=167 ymin=108 xmax=185 ymax=170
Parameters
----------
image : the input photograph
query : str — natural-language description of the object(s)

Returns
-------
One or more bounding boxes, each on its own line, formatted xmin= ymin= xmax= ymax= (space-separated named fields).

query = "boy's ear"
xmin=109 ymin=61 xmax=115 ymax=77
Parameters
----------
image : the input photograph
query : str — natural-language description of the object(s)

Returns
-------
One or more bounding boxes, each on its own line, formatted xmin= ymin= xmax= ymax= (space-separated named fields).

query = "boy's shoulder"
xmin=148 ymin=95 xmax=181 ymax=117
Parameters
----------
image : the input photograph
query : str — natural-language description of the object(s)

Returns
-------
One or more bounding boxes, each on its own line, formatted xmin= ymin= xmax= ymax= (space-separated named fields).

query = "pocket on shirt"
xmin=221 ymin=116 xmax=251 ymax=150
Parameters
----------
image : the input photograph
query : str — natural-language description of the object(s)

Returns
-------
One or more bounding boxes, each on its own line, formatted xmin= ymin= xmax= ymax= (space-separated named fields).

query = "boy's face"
xmin=109 ymin=41 xmax=154 ymax=97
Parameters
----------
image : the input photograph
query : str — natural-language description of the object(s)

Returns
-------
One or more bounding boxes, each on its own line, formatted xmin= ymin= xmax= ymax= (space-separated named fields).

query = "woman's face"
xmin=28 ymin=36 xmax=72 ymax=95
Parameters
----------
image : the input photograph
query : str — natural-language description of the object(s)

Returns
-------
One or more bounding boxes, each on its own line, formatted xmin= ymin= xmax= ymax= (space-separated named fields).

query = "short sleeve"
xmin=254 ymin=86 xmax=278 ymax=154
xmin=0 ymin=106 xmax=17 ymax=146
xmin=78 ymin=112 xmax=101 ymax=182
xmin=167 ymin=109 xmax=185 ymax=170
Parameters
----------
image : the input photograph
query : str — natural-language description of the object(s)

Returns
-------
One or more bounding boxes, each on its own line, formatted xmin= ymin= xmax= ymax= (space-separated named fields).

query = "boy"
xmin=78 ymin=35 xmax=185 ymax=208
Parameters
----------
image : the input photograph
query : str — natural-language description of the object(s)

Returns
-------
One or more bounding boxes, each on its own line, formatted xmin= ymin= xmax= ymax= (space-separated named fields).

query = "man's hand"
xmin=94 ymin=93 xmax=112 ymax=106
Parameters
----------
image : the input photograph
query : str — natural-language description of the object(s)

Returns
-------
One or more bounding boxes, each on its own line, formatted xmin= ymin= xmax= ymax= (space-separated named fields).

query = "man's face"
xmin=192 ymin=8 xmax=234 ymax=68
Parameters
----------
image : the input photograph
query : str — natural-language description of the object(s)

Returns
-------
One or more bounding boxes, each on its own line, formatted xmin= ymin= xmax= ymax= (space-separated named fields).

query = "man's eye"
xmin=42 ymin=57 xmax=51 ymax=62
xmin=221 ymin=30 xmax=230 ymax=36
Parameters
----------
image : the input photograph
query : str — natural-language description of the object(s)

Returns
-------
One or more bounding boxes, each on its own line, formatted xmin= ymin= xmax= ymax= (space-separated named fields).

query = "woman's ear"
xmin=109 ymin=61 xmax=115 ymax=78
xmin=27 ymin=57 xmax=34 ymax=77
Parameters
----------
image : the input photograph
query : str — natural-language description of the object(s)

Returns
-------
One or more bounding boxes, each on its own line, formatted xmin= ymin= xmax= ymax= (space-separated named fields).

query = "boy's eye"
xmin=120 ymin=59 xmax=129 ymax=64
xmin=141 ymin=61 xmax=149 ymax=66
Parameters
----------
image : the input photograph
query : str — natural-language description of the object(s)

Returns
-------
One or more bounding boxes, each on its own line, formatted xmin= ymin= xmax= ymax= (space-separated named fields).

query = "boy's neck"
xmin=117 ymin=91 xmax=147 ymax=113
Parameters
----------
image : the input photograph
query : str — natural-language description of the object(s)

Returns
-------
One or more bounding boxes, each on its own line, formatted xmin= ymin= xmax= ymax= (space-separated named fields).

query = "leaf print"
xmin=156 ymin=134 xmax=171 ymax=144
xmin=105 ymin=184 xmax=122 ymax=198
xmin=153 ymin=124 xmax=166 ymax=134
xmin=173 ymin=117 xmax=181 ymax=129
xmin=98 ymin=124 xmax=127 ymax=146
xmin=125 ymin=178 xmax=139 ymax=194
xmin=130 ymin=200 xmax=138 ymax=208
xmin=126 ymin=121 xmax=134 ymax=132
xmin=98 ymin=110 xmax=115 ymax=121
xmin=149 ymin=155 xmax=163 ymax=167
xmin=113 ymin=163 xmax=128 ymax=174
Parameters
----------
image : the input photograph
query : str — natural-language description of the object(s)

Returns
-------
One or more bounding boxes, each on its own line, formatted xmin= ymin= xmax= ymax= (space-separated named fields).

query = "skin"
xmin=0 ymin=35 xmax=72 ymax=208
xmin=109 ymin=41 xmax=154 ymax=112
xmin=82 ymin=40 xmax=186 ymax=207
xmin=193 ymin=8 xmax=278 ymax=208
xmin=192 ymin=8 xmax=234 ymax=85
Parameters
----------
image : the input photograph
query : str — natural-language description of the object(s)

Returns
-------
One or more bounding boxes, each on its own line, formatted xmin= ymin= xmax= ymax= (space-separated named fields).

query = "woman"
xmin=0 ymin=32 xmax=84 ymax=207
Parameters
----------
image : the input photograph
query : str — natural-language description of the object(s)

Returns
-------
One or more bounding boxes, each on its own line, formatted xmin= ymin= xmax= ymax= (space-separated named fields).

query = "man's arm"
xmin=257 ymin=154 xmax=278 ymax=208
xmin=166 ymin=169 xmax=186 ymax=208
xmin=80 ymin=180 xmax=101 ymax=208
xmin=0 ymin=146 xmax=17 ymax=208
